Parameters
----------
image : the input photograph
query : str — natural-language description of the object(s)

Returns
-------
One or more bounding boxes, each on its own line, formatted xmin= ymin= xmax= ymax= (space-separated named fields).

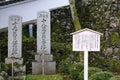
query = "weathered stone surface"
xmin=105 ymin=48 xmax=119 ymax=55
xmin=32 ymin=61 xmax=56 ymax=74
xmin=8 ymin=15 xmax=22 ymax=58
xmin=9 ymin=76 xmax=26 ymax=80
xmin=14 ymin=65 xmax=26 ymax=74
xmin=0 ymin=76 xmax=4 ymax=80
xmin=32 ymin=11 xmax=56 ymax=75
xmin=37 ymin=11 xmax=50 ymax=54
xmin=5 ymin=58 xmax=23 ymax=64
xmin=35 ymin=54 xmax=53 ymax=62
xmin=6 ymin=15 xmax=26 ymax=79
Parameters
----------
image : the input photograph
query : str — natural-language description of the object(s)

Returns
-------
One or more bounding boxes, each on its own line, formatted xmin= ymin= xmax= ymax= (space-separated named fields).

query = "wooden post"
xmin=42 ymin=52 xmax=45 ymax=75
xmin=11 ymin=57 xmax=14 ymax=80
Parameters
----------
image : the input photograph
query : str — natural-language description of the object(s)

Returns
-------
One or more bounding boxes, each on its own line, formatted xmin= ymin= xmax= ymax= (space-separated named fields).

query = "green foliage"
xmin=51 ymin=42 xmax=73 ymax=68
xmin=79 ymin=67 xmax=102 ymax=80
xmin=1 ymin=63 xmax=6 ymax=71
xmin=58 ymin=58 xmax=72 ymax=75
xmin=51 ymin=6 xmax=76 ymax=68
xmin=26 ymin=74 xmax=63 ymax=80
xmin=0 ymin=32 xmax=8 ymax=63
xmin=22 ymin=36 xmax=36 ymax=74
xmin=69 ymin=62 xmax=83 ymax=80
xmin=108 ymin=59 xmax=120 ymax=74
xmin=75 ymin=0 xmax=120 ymax=74
xmin=2 ymin=63 xmax=12 ymax=76
xmin=111 ymin=32 xmax=120 ymax=46
xmin=62 ymin=75 xmax=71 ymax=80
xmin=89 ymin=71 xmax=114 ymax=80
xmin=109 ymin=76 xmax=120 ymax=80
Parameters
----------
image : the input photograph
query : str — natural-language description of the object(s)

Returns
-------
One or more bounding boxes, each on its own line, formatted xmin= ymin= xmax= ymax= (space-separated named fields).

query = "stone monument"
xmin=32 ymin=11 xmax=56 ymax=74
xmin=5 ymin=15 xmax=25 ymax=79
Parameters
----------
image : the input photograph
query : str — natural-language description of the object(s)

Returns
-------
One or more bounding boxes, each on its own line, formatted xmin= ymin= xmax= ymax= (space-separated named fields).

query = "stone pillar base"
xmin=35 ymin=54 xmax=53 ymax=62
xmin=32 ymin=61 xmax=56 ymax=74
xmin=5 ymin=57 xmax=26 ymax=79
xmin=5 ymin=57 xmax=23 ymax=64
xmin=32 ymin=54 xmax=56 ymax=74
xmin=9 ymin=75 xmax=26 ymax=80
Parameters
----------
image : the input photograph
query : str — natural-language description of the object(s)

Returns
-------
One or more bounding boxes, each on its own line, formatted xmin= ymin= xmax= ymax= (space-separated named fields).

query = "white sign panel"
xmin=72 ymin=28 xmax=102 ymax=51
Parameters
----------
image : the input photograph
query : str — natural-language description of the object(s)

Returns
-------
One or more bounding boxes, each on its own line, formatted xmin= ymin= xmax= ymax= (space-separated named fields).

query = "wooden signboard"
xmin=71 ymin=28 xmax=103 ymax=80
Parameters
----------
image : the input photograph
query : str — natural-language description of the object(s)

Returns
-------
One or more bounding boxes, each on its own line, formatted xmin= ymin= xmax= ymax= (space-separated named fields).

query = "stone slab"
xmin=9 ymin=76 xmax=26 ymax=80
xmin=37 ymin=11 xmax=51 ymax=54
xmin=0 ymin=76 xmax=4 ymax=80
xmin=14 ymin=65 xmax=26 ymax=73
xmin=35 ymin=54 xmax=53 ymax=62
xmin=32 ymin=61 xmax=56 ymax=74
xmin=8 ymin=15 xmax=22 ymax=58
xmin=5 ymin=58 xmax=23 ymax=64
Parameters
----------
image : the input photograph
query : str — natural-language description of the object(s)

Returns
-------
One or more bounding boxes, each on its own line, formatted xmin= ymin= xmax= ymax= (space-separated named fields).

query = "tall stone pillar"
xmin=32 ymin=11 xmax=56 ymax=74
xmin=5 ymin=15 xmax=25 ymax=79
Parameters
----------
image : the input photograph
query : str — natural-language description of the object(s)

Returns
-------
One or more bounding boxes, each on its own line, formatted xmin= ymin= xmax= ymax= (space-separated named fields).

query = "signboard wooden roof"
xmin=71 ymin=28 xmax=103 ymax=51
xmin=71 ymin=28 xmax=103 ymax=35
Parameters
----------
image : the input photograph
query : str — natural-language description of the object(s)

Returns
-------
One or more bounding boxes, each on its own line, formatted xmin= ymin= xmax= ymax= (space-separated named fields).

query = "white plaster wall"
xmin=0 ymin=0 xmax=69 ymax=29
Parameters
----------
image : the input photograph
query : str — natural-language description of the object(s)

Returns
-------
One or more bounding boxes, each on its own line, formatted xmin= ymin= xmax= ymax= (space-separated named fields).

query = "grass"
xmin=26 ymin=74 xmax=63 ymax=80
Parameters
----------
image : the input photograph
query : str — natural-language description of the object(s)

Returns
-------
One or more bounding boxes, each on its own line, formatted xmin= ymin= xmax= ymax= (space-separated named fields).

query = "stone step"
xmin=8 ymin=75 xmax=26 ymax=80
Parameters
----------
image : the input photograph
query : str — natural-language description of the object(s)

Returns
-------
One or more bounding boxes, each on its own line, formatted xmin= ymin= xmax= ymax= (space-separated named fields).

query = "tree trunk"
xmin=69 ymin=0 xmax=83 ymax=63
xmin=69 ymin=0 xmax=81 ymax=30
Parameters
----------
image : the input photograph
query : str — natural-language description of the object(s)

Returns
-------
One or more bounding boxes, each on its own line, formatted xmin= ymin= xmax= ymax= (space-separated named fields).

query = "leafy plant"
xmin=108 ymin=59 xmax=120 ymax=74
xmin=69 ymin=62 xmax=83 ymax=80
xmin=109 ymin=76 xmax=120 ymax=80
xmin=26 ymin=74 xmax=63 ymax=80
xmin=79 ymin=67 xmax=102 ymax=80
xmin=89 ymin=71 xmax=114 ymax=80
xmin=58 ymin=58 xmax=72 ymax=75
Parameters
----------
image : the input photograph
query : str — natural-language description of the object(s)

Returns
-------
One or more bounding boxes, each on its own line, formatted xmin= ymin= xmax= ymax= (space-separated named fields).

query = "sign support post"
xmin=84 ymin=50 xmax=88 ymax=80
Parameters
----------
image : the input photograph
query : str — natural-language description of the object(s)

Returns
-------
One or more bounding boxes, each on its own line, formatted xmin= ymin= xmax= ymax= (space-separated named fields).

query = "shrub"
xmin=89 ymin=71 xmax=114 ymax=80
xmin=108 ymin=59 xmax=120 ymax=74
xmin=26 ymin=74 xmax=63 ymax=80
xmin=58 ymin=58 xmax=72 ymax=75
xmin=79 ymin=67 xmax=102 ymax=80
xmin=63 ymin=75 xmax=71 ymax=80
xmin=69 ymin=62 xmax=83 ymax=80
xmin=109 ymin=76 xmax=120 ymax=80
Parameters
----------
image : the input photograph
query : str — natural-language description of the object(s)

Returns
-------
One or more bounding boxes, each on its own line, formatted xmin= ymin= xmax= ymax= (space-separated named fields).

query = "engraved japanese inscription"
xmin=37 ymin=11 xmax=50 ymax=54
xmin=8 ymin=15 xmax=22 ymax=58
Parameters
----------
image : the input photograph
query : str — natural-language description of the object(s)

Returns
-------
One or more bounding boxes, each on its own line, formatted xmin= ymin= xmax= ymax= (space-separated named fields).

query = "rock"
xmin=0 ymin=76 xmax=4 ymax=80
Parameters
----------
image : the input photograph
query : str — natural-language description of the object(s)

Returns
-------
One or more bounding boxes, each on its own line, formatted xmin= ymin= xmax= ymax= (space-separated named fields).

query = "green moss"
xmin=111 ymin=32 xmax=120 ymax=44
